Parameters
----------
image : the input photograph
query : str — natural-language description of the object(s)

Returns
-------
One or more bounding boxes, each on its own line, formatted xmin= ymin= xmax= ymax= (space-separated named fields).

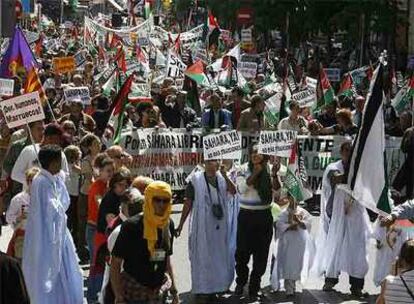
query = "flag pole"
xmin=25 ymin=119 xmax=41 ymax=166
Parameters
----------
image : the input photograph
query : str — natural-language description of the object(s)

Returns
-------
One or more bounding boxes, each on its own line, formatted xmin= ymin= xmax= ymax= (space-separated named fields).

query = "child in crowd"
xmin=271 ymin=193 xmax=314 ymax=297
xmin=64 ymin=145 xmax=82 ymax=245
xmin=78 ymin=133 xmax=102 ymax=261
xmin=88 ymin=168 xmax=131 ymax=303
xmin=86 ymin=154 xmax=114 ymax=303
xmin=6 ymin=167 xmax=40 ymax=261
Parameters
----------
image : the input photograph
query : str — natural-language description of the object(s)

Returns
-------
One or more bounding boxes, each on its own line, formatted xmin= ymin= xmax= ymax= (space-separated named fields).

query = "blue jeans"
xmin=85 ymin=223 xmax=96 ymax=260
xmin=87 ymin=273 xmax=103 ymax=303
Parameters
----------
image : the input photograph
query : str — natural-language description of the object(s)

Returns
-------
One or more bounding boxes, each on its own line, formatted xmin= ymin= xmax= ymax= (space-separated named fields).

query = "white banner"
xmin=1 ymin=92 xmax=45 ymax=128
xmin=64 ymin=87 xmax=91 ymax=105
xmin=297 ymin=135 xmax=345 ymax=192
xmin=0 ymin=78 xmax=15 ymax=96
xmin=117 ymin=129 xmax=405 ymax=192
xmin=203 ymin=130 xmax=242 ymax=160
xmin=120 ymin=128 xmax=203 ymax=190
xmin=258 ymin=130 xmax=297 ymax=157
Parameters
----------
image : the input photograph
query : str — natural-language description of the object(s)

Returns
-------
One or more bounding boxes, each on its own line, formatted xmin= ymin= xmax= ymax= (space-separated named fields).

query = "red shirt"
xmin=88 ymin=179 xmax=108 ymax=225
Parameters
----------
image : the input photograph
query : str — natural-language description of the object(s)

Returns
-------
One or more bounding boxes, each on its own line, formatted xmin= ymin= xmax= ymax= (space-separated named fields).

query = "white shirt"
xmin=6 ymin=191 xmax=30 ymax=230
xmin=235 ymin=163 xmax=263 ymax=209
xmin=65 ymin=164 xmax=80 ymax=196
xmin=11 ymin=144 xmax=69 ymax=188
xmin=278 ymin=116 xmax=309 ymax=134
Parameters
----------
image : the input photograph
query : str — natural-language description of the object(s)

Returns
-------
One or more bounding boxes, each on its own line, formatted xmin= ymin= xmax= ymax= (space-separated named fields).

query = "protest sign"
xmin=1 ymin=92 xmax=45 ymax=129
xmin=23 ymin=30 xmax=39 ymax=45
xmin=203 ymin=130 xmax=242 ymax=160
xmin=0 ymin=78 xmax=15 ymax=96
xmin=53 ymin=56 xmax=75 ymax=74
xmin=241 ymin=29 xmax=252 ymax=44
xmin=74 ymin=51 xmax=87 ymax=67
xmin=324 ymin=68 xmax=341 ymax=82
xmin=237 ymin=62 xmax=257 ymax=79
xmin=258 ymin=130 xmax=296 ymax=157
xmin=64 ymin=87 xmax=91 ymax=105
xmin=297 ymin=135 xmax=345 ymax=192
xmin=166 ymin=51 xmax=187 ymax=79
xmin=291 ymin=88 xmax=316 ymax=108
xmin=305 ymin=77 xmax=317 ymax=90
xmin=241 ymin=54 xmax=259 ymax=63
xmin=138 ymin=36 xmax=149 ymax=46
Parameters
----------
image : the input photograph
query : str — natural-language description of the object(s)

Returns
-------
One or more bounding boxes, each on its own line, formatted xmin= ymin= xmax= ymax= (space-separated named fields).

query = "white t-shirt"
xmin=11 ymin=144 xmax=69 ymax=188
xmin=65 ymin=164 xmax=80 ymax=197
xmin=6 ymin=191 xmax=30 ymax=230
xmin=235 ymin=163 xmax=262 ymax=207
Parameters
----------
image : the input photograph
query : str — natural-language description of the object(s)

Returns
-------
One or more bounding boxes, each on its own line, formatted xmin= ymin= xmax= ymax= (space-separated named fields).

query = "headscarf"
xmin=143 ymin=181 xmax=172 ymax=257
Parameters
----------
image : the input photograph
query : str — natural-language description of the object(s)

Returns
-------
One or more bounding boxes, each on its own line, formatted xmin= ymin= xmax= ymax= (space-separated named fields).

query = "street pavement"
xmin=0 ymin=204 xmax=380 ymax=303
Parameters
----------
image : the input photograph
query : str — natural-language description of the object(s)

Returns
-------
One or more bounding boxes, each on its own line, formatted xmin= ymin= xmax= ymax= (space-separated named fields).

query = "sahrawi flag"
xmin=284 ymin=142 xmax=312 ymax=202
xmin=184 ymin=60 xmax=210 ymax=87
xmin=391 ymin=75 xmax=414 ymax=115
xmin=346 ymin=63 xmax=392 ymax=215
xmin=338 ymin=73 xmax=356 ymax=98
xmin=108 ymin=75 xmax=134 ymax=144
xmin=316 ymin=68 xmax=335 ymax=109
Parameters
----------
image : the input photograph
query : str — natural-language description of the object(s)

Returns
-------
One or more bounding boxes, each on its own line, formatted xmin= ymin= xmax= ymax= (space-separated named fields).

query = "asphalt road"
xmin=0 ymin=205 xmax=381 ymax=304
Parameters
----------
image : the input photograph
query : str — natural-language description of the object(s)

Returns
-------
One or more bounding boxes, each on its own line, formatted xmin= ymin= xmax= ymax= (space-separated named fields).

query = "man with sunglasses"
xmin=110 ymin=181 xmax=178 ymax=304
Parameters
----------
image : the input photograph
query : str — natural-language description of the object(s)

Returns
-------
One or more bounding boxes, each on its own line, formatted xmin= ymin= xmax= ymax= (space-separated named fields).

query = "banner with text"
xmin=118 ymin=130 xmax=404 ymax=191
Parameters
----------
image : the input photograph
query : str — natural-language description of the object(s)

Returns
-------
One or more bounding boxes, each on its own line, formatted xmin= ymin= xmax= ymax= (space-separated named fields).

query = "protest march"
xmin=1 ymin=1 xmax=414 ymax=304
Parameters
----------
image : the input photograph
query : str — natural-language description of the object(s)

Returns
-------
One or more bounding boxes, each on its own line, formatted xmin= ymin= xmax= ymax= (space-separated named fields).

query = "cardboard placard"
xmin=53 ymin=56 xmax=76 ymax=74
xmin=203 ymin=130 xmax=242 ymax=160
xmin=258 ymin=130 xmax=297 ymax=158
xmin=74 ymin=51 xmax=87 ymax=67
xmin=241 ymin=29 xmax=252 ymax=43
xmin=291 ymin=88 xmax=316 ymax=108
xmin=165 ymin=51 xmax=187 ymax=79
xmin=1 ymin=92 xmax=45 ymax=128
xmin=324 ymin=68 xmax=341 ymax=82
xmin=0 ymin=78 xmax=15 ymax=96
xmin=64 ymin=87 xmax=91 ymax=105
xmin=237 ymin=62 xmax=257 ymax=79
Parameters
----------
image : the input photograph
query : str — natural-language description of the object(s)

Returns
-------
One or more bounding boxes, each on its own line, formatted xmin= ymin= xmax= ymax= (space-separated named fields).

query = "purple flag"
xmin=0 ymin=27 xmax=37 ymax=78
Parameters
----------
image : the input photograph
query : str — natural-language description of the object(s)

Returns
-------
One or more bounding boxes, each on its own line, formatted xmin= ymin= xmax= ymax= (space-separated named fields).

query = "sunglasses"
xmin=153 ymin=197 xmax=170 ymax=204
